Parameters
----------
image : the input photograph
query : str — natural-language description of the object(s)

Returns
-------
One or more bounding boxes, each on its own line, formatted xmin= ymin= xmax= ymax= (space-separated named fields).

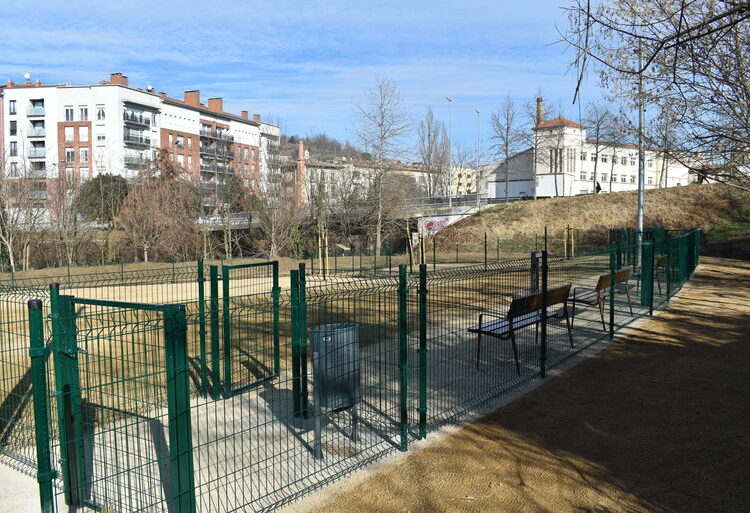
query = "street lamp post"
xmin=445 ymin=96 xmax=452 ymax=208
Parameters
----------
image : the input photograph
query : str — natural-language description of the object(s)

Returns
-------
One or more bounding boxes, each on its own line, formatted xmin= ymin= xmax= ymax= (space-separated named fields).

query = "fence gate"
xmin=32 ymin=285 xmax=196 ymax=513
xmin=214 ymin=261 xmax=280 ymax=398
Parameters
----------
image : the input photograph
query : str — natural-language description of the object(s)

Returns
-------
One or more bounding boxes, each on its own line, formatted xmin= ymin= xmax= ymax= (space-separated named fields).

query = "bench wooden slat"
xmin=468 ymin=312 xmax=541 ymax=336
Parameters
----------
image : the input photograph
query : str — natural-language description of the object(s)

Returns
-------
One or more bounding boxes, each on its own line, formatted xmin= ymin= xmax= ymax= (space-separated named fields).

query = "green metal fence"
xmin=3 ymin=228 xmax=702 ymax=513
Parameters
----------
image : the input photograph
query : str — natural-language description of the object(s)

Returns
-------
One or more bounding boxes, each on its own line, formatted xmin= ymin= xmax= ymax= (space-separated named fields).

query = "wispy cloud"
xmin=2 ymin=0 xmax=603 ymax=155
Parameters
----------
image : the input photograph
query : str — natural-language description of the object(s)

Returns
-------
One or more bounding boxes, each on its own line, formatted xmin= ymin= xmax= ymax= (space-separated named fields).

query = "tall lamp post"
xmin=445 ymin=96 xmax=453 ymax=208
xmin=636 ymin=47 xmax=646 ymax=267
xmin=474 ymin=108 xmax=481 ymax=209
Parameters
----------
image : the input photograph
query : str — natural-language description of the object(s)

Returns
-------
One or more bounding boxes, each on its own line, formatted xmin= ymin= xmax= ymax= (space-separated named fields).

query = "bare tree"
xmin=418 ymin=108 xmax=450 ymax=196
xmin=355 ymin=78 xmax=411 ymax=256
xmin=490 ymin=95 xmax=527 ymax=201
xmin=560 ymin=0 xmax=750 ymax=188
xmin=0 ymin=156 xmax=47 ymax=271
xmin=583 ymin=100 xmax=617 ymax=191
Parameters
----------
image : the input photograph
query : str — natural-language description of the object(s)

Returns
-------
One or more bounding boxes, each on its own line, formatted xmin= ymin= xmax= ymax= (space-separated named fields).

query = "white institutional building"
xmin=488 ymin=99 xmax=695 ymax=199
xmin=0 ymin=72 xmax=280 ymax=211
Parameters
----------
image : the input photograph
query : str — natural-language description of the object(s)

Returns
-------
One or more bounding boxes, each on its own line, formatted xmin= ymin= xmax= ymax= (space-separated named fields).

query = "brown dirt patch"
xmin=302 ymin=249 xmax=750 ymax=512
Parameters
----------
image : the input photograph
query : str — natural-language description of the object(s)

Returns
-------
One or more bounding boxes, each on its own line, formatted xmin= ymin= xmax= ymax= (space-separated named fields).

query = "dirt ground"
xmin=300 ymin=243 xmax=750 ymax=513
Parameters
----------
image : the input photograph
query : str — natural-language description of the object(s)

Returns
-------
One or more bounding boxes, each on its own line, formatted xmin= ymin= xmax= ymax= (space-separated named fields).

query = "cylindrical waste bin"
xmin=308 ymin=322 xmax=360 ymax=410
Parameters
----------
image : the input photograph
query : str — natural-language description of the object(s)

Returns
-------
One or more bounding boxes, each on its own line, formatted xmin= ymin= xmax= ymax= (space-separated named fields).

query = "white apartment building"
xmin=0 ymin=72 xmax=280 ymax=211
xmin=488 ymin=100 xmax=695 ymax=199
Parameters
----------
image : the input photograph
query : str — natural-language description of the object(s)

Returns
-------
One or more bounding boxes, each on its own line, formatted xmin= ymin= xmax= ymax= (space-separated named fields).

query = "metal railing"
xmin=26 ymin=106 xmax=45 ymax=116
xmin=124 ymin=134 xmax=151 ymax=145
xmin=123 ymin=112 xmax=151 ymax=126
xmin=199 ymin=129 xmax=234 ymax=142
xmin=27 ymin=127 xmax=46 ymax=137
xmin=27 ymin=148 xmax=46 ymax=158
xmin=123 ymin=155 xmax=152 ymax=166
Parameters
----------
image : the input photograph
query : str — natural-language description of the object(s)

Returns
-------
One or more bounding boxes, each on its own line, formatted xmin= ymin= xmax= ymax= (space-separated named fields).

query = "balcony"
xmin=26 ymin=106 xmax=45 ymax=116
xmin=27 ymin=127 xmax=46 ymax=137
xmin=200 ymin=164 xmax=232 ymax=174
xmin=28 ymin=191 xmax=48 ymax=200
xmin=28 ymin=168 xmax=48 ymax=179
xmin=123 ymin=112 xmax=152 ymax=127
xmin=199 ymin=146 xmax=234 ymax=160
xmin=200 ymin=129 xmax=234 ymax=142
xmin=27 ymin=148 xmax=46 ymax=158
xmin=124 ymin=156 xmax=152 ymax=167
xmin=124 ymin=134 xmax=151 ymax=146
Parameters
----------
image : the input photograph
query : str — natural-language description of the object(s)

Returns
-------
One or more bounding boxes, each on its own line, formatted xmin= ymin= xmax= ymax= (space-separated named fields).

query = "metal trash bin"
xmin=308 ymin=322 xmax=360 ymax=411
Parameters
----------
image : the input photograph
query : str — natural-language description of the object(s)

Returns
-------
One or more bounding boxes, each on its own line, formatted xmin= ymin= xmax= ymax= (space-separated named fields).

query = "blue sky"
xmin=1 ymin=0 xmax=603 ymax=158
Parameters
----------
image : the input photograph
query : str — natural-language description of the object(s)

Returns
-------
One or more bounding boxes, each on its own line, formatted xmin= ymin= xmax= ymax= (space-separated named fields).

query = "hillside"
xmin=438 ymin=183 xmax=750 ymax=243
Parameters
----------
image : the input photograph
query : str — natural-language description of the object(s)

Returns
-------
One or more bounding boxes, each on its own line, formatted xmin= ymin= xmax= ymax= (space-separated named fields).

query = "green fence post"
xmin=418 ymin=264 xmax=428 ymax=439
xmin=164 ymin=304 xmax=197 ymax=513
xmin=221 ymin=264 xmax=232 ymax=397
xmin=352 ymin=250 xmax=355 ymax=271
xmin=196 ymin=260 xmax=209 ymax=397
xmin=66 ymin=263 xmax=72 ymax=287
xmin=50 ymin=287 xmax=86 ymax=507
xmin=272 ymin=261 xmax=281 ymax=376
xmin=359 ymin=248 xmax=363 ymax=272
xmin=666 ymin=237 xmax=673 ymax=299
xmin=397 ymin=265 xmax=409 ymax=451
xmin=172 ymin=261 xmax=176 ymax=283
xmin=120 ymin=262 xmax=125 ymax=286
xmin=374 ymin=249 xmax=378 ymax=271
xmin=540 ymin=251 xmax=548 ymax=378
xmin=290 ymin=270 xmax=301 ymax=416
xmin=609 ymin=245 xmax=616 ymax=340
xmin=455 ymin=244 xmax=459 ymax=264
xmin=640 ymin=241 xmax=655 ymax=312
xmin=310 ymin=253 xmax=314 ymax=276
xmin=484 ymin=232 xmax=488 ymax=269
xmin=496 ymin=237 xmax=500 ymax=261
xmin=298 ymin=263 xmax=309 ymax=416
xmin=334 ymin=250 xmax=338 ymax=273
xmin=209 ymin=266 xmax=221 ymax=400
xmin=28 ymin=299 xmax=55 ymax=513
xmin=432 ymin=238 xmax=436 ymax=271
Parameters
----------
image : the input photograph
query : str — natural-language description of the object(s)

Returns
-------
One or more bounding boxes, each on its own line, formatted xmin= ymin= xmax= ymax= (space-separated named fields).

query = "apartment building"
xmin=0 ymin=72 xmax=280 ymax=211
xmin=488 ymin=98 xmax=696 ymax=199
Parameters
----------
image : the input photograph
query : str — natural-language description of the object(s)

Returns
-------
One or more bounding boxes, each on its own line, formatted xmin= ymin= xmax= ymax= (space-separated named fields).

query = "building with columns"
xmin=0 ymin=72 xmax=280 ymax=213
xmin=488 ymin=98 xmax=696 ymax=199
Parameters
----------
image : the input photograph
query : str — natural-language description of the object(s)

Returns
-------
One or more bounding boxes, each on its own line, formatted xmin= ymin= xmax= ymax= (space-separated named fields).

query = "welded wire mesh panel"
xmin=421 ymin=259 xmax=542 ymax=427
xmin=0 ymin=288 xmax=52 ymax=474
xmin=52 ymin=303 xmax=172 ymax=513
xmin=190 ymin=276 xmax=405 ymax=513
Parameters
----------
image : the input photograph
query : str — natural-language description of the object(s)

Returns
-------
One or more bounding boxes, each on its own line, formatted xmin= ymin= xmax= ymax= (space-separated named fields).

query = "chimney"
xmin=208 ymin=98 xmax=223 ymax=113
xmin=252 ymin=114 xmax=261 ymax=122
xmin=240 ymin=110 xmax=249 ymax=120
xmin=159 ymin=92 xmax=167 ymax=99
xmin=184 ymin=90 xmax=200 ymax=106
xmin=109 ymin=73 xmax=129 ymax=87
xmin=536 ymin=97 xmax=544 ymax=126
xmin=6 ymin=79 xmax=14 ymax=87
xmin=34 ymin=79 xmax=41 ymax=87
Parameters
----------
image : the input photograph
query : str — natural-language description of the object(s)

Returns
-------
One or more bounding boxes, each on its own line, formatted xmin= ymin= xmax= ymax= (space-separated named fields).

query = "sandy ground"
xmin=297 ymin=252 xmax=750 ymax=513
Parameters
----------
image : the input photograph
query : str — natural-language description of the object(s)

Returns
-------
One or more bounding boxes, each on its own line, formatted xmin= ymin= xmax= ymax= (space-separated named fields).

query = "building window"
xmin=630 ymin=157 xmax=636 ymax=166
xmin=9 ymin=162 xmax=19 ymax=177
xmin=66 ymin=168 xmax=75 ymax=184
xmin=79 ymin=126 xmax=89 ymax=142
xmin=9 ymin=100 xmax=16 ymax=115
xmin=188 ymin=155 xmax=193 ymax=169
xmin=601 ymin=155 xmax=608 ymax=164
xmin=591 ymin=153 xmax=597 ymax=162
xmin=187 ymin=137 xmax=192 ymax=150
xmin=96 ymin=105 xmax=105 ymax=121
xmin=79 ymin=148 xmax=89 ymax=163
xmin=64 ymin=126 xmax=74 ymax=142
xmin=647 ymin=159 xmax=653 ymax=168
xmin=10 ymin=141 xmax=17 ymax=156
xmin=176 ymin=135 xmax=184 ymax=149
xmin=647 ymin=176 xmax=653 ymax=185
xmin=168 ymin=133 xmax=173 ymax=147
xmin=65 ymin=147 xmax=74 ymax=163
xmin=79 ymin=106 xmax=88 ymax=121
xmin=177 ymin=154 xmax=184 ymax=166
xmin=580 ymin=188 xmax=589 ymax=194
xmin=621 ymin=175 xmax=627 ymax=183
xmin=9 ymin=120 xmax=17 ymax=136
xmin=612 ymin=174 xmax=617 ymax=182
xmin=65 ymin=106 xmax=74 ymax=121
xmin=580 ymin=152 xmax=587 ymax=160
xmin=80 ymin=167 xmax=90 ymax=181
xmin=630 ymin=175 xmax=636 ymax=183
xmin=621 ymin=156 xmax=627 ymax=166
xmin=97 ymin=134 xmax=106 ymax=144
xmin=580 ymin=172 xmax=587 ymax=180
xmin=601 ymin=173 xmax=608 ymax=181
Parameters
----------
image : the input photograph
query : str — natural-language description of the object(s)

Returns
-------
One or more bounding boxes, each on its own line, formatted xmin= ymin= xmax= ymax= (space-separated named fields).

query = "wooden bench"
xmin=571 ymin=269 xmax=633 ymax=331
xmin=469 ymin=284 xmax=573 ymax=375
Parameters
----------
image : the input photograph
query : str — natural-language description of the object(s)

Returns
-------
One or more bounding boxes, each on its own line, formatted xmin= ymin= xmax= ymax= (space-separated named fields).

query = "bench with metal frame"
xmin=469 ymin=284 xmax=573 ymax=375
xmin=571 ymin=269 xmax=633 ymax=331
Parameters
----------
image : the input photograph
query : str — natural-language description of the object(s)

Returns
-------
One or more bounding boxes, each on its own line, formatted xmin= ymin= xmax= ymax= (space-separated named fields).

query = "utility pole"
xmin=446 ymin=96 xmax=453 ymax=208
